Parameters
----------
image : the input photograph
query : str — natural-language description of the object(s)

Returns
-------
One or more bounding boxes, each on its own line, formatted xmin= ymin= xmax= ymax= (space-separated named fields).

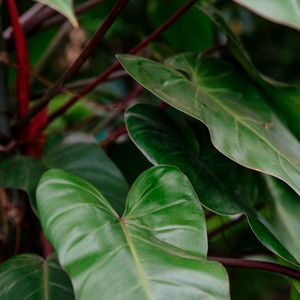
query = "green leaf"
xmin=0 ymin=133 xmax=128 ymax=213
xmin=34 ymin=0 xmax=78 ymax=27
xmin=200 ymin=4 xmax=300 ymax=140
xmin=262 ymin=176 xmax=300 ymax=262
xmin=232 ymin=0 xmax=300 ymax=31
xmin=117 ymin=54 xmax=300 ymax=197
xmin=125 ymin=103 xmax=300 ymax=266
xmin=0 ymin=254 xmax=74 ymax=299
xmin=37 ymin=167 xmax=229 ymax=300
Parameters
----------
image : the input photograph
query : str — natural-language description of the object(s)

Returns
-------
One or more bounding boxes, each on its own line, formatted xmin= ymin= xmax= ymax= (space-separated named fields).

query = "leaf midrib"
xmin=120 ymin=218 xmax=154 ymax=300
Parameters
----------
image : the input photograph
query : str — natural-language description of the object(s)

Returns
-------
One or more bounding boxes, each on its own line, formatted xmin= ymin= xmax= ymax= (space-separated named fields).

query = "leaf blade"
xmin=37 ymin=167 xmax=229 ymax=300
xmin=125 ymin=103 xmax=300 ymax=266
xmin=233 ymin=0 xmax=300 ymax=31
xmin=118 ymin=54 xmax=300 ymax=197
xmin=35 ymin=0 xmax=78 ymax=27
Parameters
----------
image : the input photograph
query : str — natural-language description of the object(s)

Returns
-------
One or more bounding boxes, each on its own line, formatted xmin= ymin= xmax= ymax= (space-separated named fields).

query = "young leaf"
xmin=34 ymin=0 xmax=78 ymax=27
xmin=37 ymin=166 xmax=230 ymax=300
xmin=117 ymin=54 xmax=300 ymax=197
xmin=0 ymin=133 xmax=128 ymax=213
xmin=0 ymin=254 xmax=74 ymax=299
xmin=232 ymin=0 xmax=300 ymax=31
xmin=125 ymin=103 xmax=300 ymax=266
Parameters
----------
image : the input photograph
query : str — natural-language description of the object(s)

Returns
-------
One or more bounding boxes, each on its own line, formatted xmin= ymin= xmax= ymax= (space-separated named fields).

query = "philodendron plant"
xmin=0 ymin=0 xmax=300 ymax=299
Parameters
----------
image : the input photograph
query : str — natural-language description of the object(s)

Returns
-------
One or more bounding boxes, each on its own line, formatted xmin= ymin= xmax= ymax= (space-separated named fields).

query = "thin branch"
xmin=91 ymin=85 xmax=143 ymax=134
xmin=210 ymin=256 xmax=300 ymax=281
xmin=208 ymin=215 xmax=244 ymax=238
xmin=15 ymin=0 xmax=130 ymax=133
xmin=202 ymin=43 xmax=227 ymax=56
xmin=44 ymin=0 xmax=197 ymax=126
xmin=0 ymin=55 xmax=102 ymax=106
xmin=3 ymin=3 xmax=44 ymax=40
xmin=100 ymin=125 xmax=127 ymax=147
xmin=32 ymin=70 xmax=128 ymax=98
xmin=3 ymin=4 xmax=56 ymax=40
xmin=64 ymin=70 xmax=128 ymax=90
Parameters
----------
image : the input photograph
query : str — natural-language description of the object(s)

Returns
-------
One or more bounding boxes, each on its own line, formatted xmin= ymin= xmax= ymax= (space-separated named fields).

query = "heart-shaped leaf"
xmin=37 ymin=166 xmax=229 ymax=300
xmin=117 ymin=54 xmax=300 ymax=197
xmin=0 ymin=133 xmax=128 ymax=213
xmin=35 ymin=0 xmax=78 ymax=27
xmin=125 ymin=103 xmax=300 ymax=265
xmin=0 ymin=254 xmax=74 ymax=299
xmin=232 ymin=0 xmax=300 ymax=31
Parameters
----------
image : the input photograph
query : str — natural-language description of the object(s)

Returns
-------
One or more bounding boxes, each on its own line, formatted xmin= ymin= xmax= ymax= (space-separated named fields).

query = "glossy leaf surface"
xmin=118 ymin=54 xmax=300 ymax=197
xmin=0 ymin=134 xmax=128 ymax=213
xmin=0 ymin=254 xmax=74 ymax=299
xmin=37 ymin=167 xmax=229 ymax=300
xmin=233 ymin=0 xmax=300 ymax=31
xmin=201 ymin=4 xmax=300 ymax=140
xmin=125 ymin=103 xmax=300 ymax=265
xmin=35 ymin=0 xmax=78 ymax=27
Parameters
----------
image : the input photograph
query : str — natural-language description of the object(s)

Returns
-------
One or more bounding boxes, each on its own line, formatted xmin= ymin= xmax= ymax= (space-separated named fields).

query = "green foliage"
xmin=37 ymin=167 xmax=229 ymax=300
xmin=118 ymin=54 xmax=300 ymax=196
xmin=0 ymin=254 xmax=74 ymax=299
xmin=125 ymin=103 xmax=300 ymax=265
xmin=1 ymin=1 xmax=300 ymax=299
xmin=0 ymin=134 xmax=128 ymax=213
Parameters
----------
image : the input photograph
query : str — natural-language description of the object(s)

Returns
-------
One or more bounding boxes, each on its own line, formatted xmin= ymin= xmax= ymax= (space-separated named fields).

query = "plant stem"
xmin=4 ymin=4 xmax=56 ymax=40
xmin=16 ymin=0 xmax=197 ymax=131
xmin=208 ymin=215 xmax=244 ymax=238
xmin=91 ymin=85 xmax=144 ymax=134
xmin=15 ymin=0 xmax=130 ymax=133
xmin=3 ymin=3 xmax=44 ymax=40
xmin=100 ymin=125 xmax=127 ymax=147
xmin=210 ymin=256 xmax=300 ymax=281
xmin=7 ymin=0 xmax=29 ymax=119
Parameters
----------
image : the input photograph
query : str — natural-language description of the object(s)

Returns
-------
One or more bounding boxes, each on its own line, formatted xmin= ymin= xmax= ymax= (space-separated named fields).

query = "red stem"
xmin=210 ymin=256 xmax=300 ymax=281
xmin=101 ymin=125 xmax=127 ymax=147
xmin=7 ymin=0 xmax=50 ymax=255
xmin=7 ymin=0 xmax=29 ymax=119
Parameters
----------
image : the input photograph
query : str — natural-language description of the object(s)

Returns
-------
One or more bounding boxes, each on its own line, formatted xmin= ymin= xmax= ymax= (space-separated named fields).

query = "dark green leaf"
xmin=37 ymin=166 xmax=229 ymax=300
xmin=0 ymin=133 xmax=128 ymax=213
xmin=118 ymin=54 xmax=300 ymax=197
xmin=262 ymin=176 xmax=300 ymax=262
xmin=125 ymin=103 xmax=300 ymax=265
xmin=0 ymin=254 xmax=74 ymax=299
